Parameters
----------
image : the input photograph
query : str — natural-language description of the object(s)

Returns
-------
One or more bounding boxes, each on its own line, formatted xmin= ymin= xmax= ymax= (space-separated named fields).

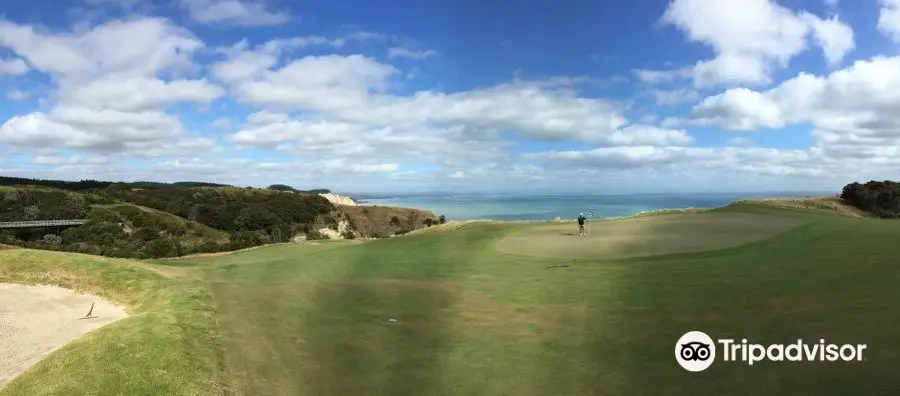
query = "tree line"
xmin=841 ymin=180 xmax=900 ymax=218
xmin=0 ymin=175 xmax=330 ymax=194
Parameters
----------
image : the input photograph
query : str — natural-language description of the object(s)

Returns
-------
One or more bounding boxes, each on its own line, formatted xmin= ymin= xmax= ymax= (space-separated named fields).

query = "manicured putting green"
xmin=495 ymin=212 xmax=806 ymax=260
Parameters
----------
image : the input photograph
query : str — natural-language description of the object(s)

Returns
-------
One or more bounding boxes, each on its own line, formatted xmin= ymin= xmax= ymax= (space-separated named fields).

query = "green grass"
xmin=2 ymin=202 xmax=899 ymax=395
xmin=0 ymin=250 xmax=225 ymax=396
xmin=495 ymin=211 xmax=805 ymax=260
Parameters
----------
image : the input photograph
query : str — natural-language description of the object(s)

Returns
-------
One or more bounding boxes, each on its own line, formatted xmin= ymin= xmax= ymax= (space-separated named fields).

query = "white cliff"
xmin=319 ymin=193 xmax=358 ymax=206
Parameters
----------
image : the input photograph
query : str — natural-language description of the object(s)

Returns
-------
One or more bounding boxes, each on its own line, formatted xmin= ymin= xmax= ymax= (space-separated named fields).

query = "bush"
xmin=341 ymin=230 xmax=356 ymax=239
xmin=197 ymin=241 xmax=220 ymax=253
xmin=137 ymin=236 xmax=184 ymax=258
xmin=306 ymin=230 xmax=329 ymax=240
xmin=42 ymin=234 xmax=63 ymax=245
xmin=324 ymin=216 xmax=339 ymax=231
xmin=439 ymin=215 xmax=446 ymax=224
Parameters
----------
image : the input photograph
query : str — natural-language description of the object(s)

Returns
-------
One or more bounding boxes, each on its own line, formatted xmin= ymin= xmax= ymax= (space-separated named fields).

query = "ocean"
xmin=359 ymin=192 xmax=834 ymax=221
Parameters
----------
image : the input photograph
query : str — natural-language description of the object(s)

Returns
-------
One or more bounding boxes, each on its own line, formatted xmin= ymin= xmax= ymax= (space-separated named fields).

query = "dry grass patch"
xmin=735 ymin=196 xmax=870 ymax=218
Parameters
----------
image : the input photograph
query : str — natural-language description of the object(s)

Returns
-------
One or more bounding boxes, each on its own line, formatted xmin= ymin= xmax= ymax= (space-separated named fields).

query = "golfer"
xmin=577 ymin=213 xmax=587 ymax=237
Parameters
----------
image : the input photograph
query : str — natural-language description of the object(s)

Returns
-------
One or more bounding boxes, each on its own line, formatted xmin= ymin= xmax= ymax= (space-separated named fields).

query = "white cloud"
xmin=0 ymin=18 xmax=203 ymax=81
xmin=609 ymin=125 xmax=694 ymax=146
xmin=0 ymin=18 xmax=218 ymax=155
xmin=180 ymin=0 xmax=290 ymax=27
xmin=802 ymin=13 xmax=855 ymax=67
xmin=659 ymin=0 xmax=854 ymax=86
xmin=633 ymin=67 xmax=692 ymax=84
xmin=527 ymin=146 xmax=834 ymax=179
xmin=690 ymin=55 xmax=900 ymax=173
xmin=649 ymin=88 xmax=700 ymax=106
xmin=231 ymin=54 xmax=400 ymax=111
xmin=691 ymin=87 xmax=787 ymax=130
xmin=0 ymin=57 xmax=29 ymax=75
xmin=387 ymin=47 xmax=439 ymax=60
xmin=59 ymin=77 xmax=223 ymax=112
xmin=224 ymin=63 xmax=634 ymax=145
xmin=879 ymin=0 xmax=900 ymax=42
xmin=0 ymin=5 xmax=893 ymax=192
xmin=6 ymin=89 xmax=29 ymax=101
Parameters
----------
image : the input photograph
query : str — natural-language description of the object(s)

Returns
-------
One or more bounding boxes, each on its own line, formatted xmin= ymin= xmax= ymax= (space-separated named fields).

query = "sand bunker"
xmin=0 ymin=283 xmax=128 ymax=388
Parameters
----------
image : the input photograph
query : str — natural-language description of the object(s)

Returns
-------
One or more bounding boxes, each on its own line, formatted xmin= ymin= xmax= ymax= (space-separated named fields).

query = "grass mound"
xmin=495 ymin=210 xmax=806 ymax=260
xmin=0 ymin=249 xmax=224 ymax=396
xmin=730 ymin=196 xmax=870 ymax=218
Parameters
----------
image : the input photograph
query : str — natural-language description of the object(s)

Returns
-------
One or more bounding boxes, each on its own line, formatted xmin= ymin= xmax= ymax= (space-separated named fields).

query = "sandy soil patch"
xmin=0 ymin=283 xmax=128 ymax=389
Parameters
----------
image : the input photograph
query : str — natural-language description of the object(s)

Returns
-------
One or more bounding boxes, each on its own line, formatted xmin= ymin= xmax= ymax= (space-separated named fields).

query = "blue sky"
xmin=2 ymin=0 xmax=900 ymax=194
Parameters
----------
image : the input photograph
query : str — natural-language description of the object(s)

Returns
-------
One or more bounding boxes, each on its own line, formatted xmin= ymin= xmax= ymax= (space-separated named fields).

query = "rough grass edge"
xmin=0 ymin=248 xmax=227 ymax=396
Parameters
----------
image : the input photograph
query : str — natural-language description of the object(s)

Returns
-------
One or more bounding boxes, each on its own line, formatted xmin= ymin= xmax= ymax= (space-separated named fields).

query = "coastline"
xmin=386 ymin=194 xmax=843 ymax=225
xmin=357 ymin=192 xmax=833 ymax=222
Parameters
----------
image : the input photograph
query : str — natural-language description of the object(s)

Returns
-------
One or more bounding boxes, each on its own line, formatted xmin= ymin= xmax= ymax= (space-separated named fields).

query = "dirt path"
xmin=0 ymin=283 xmax=128 ymax=389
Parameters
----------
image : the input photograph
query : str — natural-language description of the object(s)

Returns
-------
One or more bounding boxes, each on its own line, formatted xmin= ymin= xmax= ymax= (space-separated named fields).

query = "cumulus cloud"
xmin=179 ymin=0 xmax=290 ymax=26
xmin=0 ymin=18 xmax=221 ymax=155
xmin=656 ymin=0 xmax=854 ymax=86
xmin=527 ymin=146 xmax=837 ymax=180
xmin=0 ymin=3 xmax=894 ymax=192
xmin=689 ymin=55 xmax=900 ymax=177
xmin=879 ymin=0 xmax=900 ymax=42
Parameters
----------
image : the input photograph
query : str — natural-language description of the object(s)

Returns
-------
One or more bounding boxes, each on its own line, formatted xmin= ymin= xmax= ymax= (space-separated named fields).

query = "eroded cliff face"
xmin=339 ymin=205 xmax=438 ymax=238
xmin=318 ymin=193 xmax=358 ymax=206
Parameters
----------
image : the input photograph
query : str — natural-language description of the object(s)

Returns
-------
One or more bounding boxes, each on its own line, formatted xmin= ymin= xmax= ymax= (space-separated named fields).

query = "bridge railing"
xmin=0 ymin=219 xmax=89 ymax=229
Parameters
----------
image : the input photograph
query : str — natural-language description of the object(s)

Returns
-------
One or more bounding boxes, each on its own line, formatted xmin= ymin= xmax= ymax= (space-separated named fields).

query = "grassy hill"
xmin=2 ymin=200 xmax=898 ymax=395
xmin=0 ymin=184 xmax=441 ymax=259
xmin=0 ymin=248 xmax=224 ymax=396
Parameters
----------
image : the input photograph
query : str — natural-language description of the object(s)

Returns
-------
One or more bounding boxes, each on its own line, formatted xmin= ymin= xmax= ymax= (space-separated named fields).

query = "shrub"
xmin=341 ymin=230 xmax=356 ymax=239
xmin=42 ymin=234 xmax=63 ymax=245
xmin=324 ymin=216 xmax=339 ymax=231
xmin=306 ymin=230 xmax=328 ymax=240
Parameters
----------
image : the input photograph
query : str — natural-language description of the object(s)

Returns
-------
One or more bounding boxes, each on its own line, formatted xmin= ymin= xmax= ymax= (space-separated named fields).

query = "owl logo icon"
xmin=676 ymin=331 xmax=716 ymax=371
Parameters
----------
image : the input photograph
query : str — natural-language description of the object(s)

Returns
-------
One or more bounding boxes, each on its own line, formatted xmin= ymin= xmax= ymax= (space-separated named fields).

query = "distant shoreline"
xmin=359 ymin=193 xmax=836 ymax=222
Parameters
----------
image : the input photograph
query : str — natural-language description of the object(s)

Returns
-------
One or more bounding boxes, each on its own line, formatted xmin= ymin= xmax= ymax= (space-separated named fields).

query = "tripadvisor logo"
xmin=675 ymin=331 xmax=867 ymax=372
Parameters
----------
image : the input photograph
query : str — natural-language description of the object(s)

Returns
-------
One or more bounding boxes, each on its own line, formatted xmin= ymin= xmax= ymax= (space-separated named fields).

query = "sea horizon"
xmin=357 ymin=191 xmax=835 ymax=221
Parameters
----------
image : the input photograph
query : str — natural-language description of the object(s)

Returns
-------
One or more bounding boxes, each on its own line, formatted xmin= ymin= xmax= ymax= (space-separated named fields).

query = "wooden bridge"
xmin=0 ymin=219 xmax=88 ymax=229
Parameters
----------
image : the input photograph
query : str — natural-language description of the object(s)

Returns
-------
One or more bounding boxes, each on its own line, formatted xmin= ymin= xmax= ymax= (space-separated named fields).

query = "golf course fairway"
xmin=496 ymin=211 xmax=806 ymax=260
xmin=1 ymin=202 xmax=898 ymax=395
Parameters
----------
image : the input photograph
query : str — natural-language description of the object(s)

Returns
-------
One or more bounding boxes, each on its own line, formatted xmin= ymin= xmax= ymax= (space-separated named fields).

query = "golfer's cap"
xmin=580 ymin=213 xmax=583 ymax=215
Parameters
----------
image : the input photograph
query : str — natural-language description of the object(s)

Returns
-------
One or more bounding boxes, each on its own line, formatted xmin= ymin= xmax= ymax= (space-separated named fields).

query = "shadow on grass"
xmin=297 ymin=228 xmax=504 ymax=396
